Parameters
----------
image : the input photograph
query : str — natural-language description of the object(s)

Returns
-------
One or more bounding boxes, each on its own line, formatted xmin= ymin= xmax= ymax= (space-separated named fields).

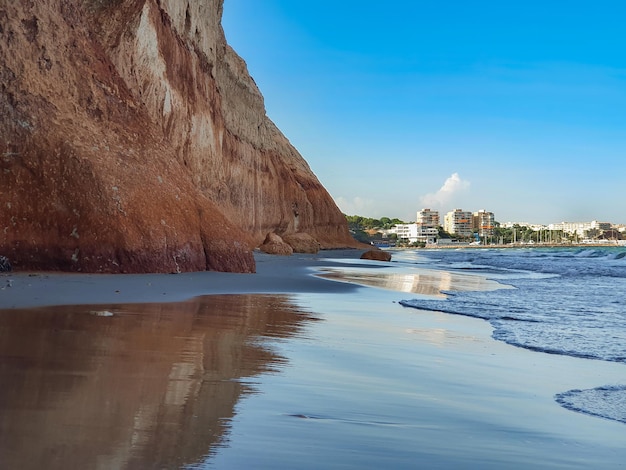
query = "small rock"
xmin=259 ymin=232 xmax=293 ymax=256
xmin=360 ymin=249 xmax=392 ymax=262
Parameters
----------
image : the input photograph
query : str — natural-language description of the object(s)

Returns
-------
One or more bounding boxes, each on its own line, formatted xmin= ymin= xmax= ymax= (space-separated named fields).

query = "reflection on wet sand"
xmin=318 ymin=267 xmax=508 ymax=296
xmin=0 ymin=295 xmax=315 ymax=470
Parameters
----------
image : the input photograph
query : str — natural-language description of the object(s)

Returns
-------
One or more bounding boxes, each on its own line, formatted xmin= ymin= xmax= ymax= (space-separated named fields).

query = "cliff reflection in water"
xmin=0 ymin=294 xmax=315 ymax=469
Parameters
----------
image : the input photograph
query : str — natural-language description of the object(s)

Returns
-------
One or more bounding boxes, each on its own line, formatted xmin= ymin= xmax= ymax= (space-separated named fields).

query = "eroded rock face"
xmin=0 ymin=0 xmax=357 ymax=273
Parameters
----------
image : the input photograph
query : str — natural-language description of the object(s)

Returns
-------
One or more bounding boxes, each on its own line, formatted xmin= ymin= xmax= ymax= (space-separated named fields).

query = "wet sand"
xmin=2 ymin=249 xmax=626 ymax=469
xmin=317 ymin=262 xmax=509 ymax=296
xmin=0 ymin=249 xmax=507 ymax=310
xmin=0 ymin=294 xmax=317 ymax=469
xmin=0 ymin=250 xmax=365 ymax=310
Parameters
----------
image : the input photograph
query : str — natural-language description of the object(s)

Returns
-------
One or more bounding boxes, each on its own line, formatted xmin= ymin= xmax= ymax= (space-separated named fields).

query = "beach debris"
xmin=360 ymin=249 xmax=392 ymax=262
xmin=0 ymin=256 xmax=12 ymax=272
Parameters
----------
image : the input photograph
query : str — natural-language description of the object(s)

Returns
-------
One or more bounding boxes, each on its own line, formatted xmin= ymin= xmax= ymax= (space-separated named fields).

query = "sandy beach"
xmin=0 ymin=249 xmax=511 ymax=310
xmin=1 ymin=249 xmax=626 ymax=469
xmin=0 ymin=250 xmax=365 ymax=310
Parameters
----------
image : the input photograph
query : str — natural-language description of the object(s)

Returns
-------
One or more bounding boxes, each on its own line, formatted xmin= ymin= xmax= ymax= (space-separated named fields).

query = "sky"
xmin=222 ymin=1 xmax=626 ymax=225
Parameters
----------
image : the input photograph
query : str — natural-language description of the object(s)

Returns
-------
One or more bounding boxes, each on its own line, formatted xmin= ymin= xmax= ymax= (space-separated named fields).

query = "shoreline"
xmin=3 ymin=243 xmax=622 ymax=310
xmin=403 ymin=242 xmax=625 ymax=250
xmin=0 ymin=249 xmax=371 ymax=310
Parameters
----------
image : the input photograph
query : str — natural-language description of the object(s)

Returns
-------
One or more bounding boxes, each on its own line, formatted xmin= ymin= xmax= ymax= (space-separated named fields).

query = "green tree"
xmin=344 ymin=213 xmax=408 ymax=244
xmin=437 ymin=226 xmax=452 ymax=239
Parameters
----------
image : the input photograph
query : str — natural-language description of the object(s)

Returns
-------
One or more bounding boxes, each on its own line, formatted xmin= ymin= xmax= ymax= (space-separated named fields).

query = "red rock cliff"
xmin=0 ymin=0 xmax=357 ymax=273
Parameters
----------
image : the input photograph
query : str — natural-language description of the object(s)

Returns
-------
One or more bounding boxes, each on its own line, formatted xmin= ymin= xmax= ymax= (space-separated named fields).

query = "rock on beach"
xmin=360 ymin=250 xmax=392 ymax=262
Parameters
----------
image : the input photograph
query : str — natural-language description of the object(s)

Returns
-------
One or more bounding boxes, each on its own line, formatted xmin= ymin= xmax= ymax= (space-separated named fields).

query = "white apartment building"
xmin=394 ymin=223 xmax=419 ymax=243
xmin=416 ymin=208 xmax=440 ymax=227
xmin=547 ymin=220 xmax=611 ymax=237
xmin=393 ymin=223 xmax=438 ymax=244
xmin=416 ymin=208 xmax=439 ymax=244
xmin=444 ymin=209 xmax=473 ymax=237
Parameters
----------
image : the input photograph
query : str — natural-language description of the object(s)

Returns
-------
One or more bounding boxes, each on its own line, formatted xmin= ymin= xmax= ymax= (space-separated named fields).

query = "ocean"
xmin=1 ymin=247 xmax=626 ymax=469
xmin=397 ymin=246 xmax=626 ymax=424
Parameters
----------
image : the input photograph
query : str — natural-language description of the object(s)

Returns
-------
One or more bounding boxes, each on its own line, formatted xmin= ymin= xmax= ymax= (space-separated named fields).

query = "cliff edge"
xmin=0 ymin=0 xmax=357 ymax=273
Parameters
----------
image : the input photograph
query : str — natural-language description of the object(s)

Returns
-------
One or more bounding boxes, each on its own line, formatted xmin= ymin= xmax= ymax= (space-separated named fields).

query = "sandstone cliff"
xmin=0 ymin=0 xmax=357 ymax=273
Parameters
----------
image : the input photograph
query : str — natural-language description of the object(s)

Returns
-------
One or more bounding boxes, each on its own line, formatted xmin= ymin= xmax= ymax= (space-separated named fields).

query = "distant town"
xmin=346 ymin=209 xmax=626 ymax=247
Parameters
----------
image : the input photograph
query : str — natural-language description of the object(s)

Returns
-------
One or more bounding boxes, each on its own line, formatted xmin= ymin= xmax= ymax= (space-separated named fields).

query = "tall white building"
xmin=444 ymin=209 xmax=473 ymax=237
xmin=416 ymin=208 xmax=439 ymax=244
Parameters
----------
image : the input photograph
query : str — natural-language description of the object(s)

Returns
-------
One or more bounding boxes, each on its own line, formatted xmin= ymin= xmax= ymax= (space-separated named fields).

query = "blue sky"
xmin=222 ymin=1 xmax=626 ymax=224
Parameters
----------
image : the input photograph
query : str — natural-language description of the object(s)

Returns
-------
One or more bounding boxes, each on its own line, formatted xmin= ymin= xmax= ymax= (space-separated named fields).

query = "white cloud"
xmin=419 ymin=173 xmax=470 ymax=211
xmin=334 ymin=196 xmax=375 ymax=215
xmin=332 ymin=173 xmax=471 ymax=219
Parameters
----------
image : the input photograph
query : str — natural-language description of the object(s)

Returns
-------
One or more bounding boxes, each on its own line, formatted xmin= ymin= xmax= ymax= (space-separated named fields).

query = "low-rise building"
xmin=548 ymin=220 xmax=611 ymax=237
xmin=394 ymin=223 xmax=419 ymax=243
xmin=393 ymin=222 xmax=438 ymax=245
